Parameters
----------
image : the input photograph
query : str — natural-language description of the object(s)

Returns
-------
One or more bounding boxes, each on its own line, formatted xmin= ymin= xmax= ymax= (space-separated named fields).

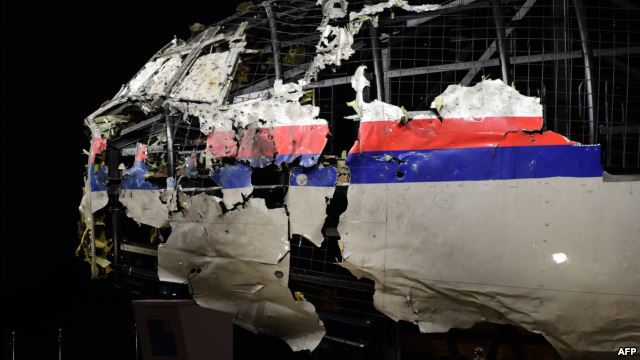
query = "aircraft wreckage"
xmin=79 ymin=0 xmax=640 ymax=358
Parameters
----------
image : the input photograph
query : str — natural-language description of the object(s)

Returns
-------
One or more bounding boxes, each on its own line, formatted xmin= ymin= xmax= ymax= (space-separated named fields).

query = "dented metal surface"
xmin=339 ymin=178 xmax=640 ymax=357
xmin=158 ymin=194 xmax=325 ymax=350
xmin=79 ymin=0 xmax=640 ymax=356
xmin=340 ymin=69 xmax=640 ymax=357
xmin=159 ymin=248 xmax=324 ymax=351
xmin=80 ymin=17 xmax=329 ymax=350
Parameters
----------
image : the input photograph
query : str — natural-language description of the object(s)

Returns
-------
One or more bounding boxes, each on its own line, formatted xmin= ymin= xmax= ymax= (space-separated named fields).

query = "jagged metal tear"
xmin=158 ymin=195 xmax=325 ymax=351
xmin=338 ymin=68 xmax=640 ymax=359
xmin=83 ymin=2 xmax=640 ymax=356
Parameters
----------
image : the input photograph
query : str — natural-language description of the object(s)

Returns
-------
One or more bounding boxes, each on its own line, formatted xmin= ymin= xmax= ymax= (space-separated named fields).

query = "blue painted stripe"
xmin=347 ymin=145 xmax=602 ymax=184
xmin=290 ymin=166 xmax=337 ymax=187
xmin=211 ymin=163 xmax=252 ymax=189
xmin=121 ymin=161 xmax=157 ymax=190
xmin=276 ymin=154 xmax=321 ymax=168
xmin=89 ymin=164 xmax=108 ymax=192
xmin=239 ymin=154 xmax=322 ymax=168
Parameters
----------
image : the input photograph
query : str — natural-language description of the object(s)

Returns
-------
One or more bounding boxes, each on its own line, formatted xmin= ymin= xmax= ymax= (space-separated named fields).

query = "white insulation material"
xmin=306 ymin=1 xmax=440 ymax=80
xmin=318 ymin=0 xmax=348 ymax=19
xmin=177 ymin=79 xmax=326 ymax=135
xmin=432 ymin=79 xmax=542 ymax=119
xmin=306 ymin=24 xmax=362 ymax=81
xmin=349 ymin=0 xmax=440 ymax=20
xmin=339 ymin=178 xmax=640 ymax=358
xmin=159 ymin=193 xmax=325 ymax=351
xmin=351 ymin=65 xmax=405 ymax=121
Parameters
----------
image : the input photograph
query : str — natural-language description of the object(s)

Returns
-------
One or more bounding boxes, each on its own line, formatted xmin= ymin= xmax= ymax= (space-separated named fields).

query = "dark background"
xmin=1 ymin=1 xmax=247 ymax=358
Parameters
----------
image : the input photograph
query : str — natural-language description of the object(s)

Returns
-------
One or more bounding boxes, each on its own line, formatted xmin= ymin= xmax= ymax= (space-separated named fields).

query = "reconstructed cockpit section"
xmin=79 ymin=1 xmax=640 ymax=358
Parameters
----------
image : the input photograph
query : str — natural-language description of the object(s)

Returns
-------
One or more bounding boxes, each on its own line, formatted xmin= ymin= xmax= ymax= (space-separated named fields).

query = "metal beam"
xmin=599 ymin=125 xmax=640 ymax=135
xmin=381 ymin=47 xmax=391 ymax=103
xmin=107 ymin=145 xmax=123 ymax=275
xmin=119 ymin=114 xmax=163 ymax=136
xmin=402 ymin=0 xmax=483 ymax=27
xmin=232 ymin=42 xmax=366 ymax=97
xmin=601 ymin=56 xmax=640 ymax=81
xmin=386 ymin=46 xmax=640 ymax=79
xmin=573 ymin=0 xmax=596 ymax=144
xmin=304 ymin=76 xmax=353 ymax=89
xmin=263 ymin=2 xmax=282 ymax=80
xmin=460 ymin=0 xmax=537 ymax=85
xmin=232 ymin=63 xmax=310 ymax=97
xmin=258 ymin=34 xmax=320 ymax=55
xmin=122 ymin=144 xmax=164 ymax=156
xmin=369 ymin=23 xmax=385 ymax=101
xmin=287 ymin=46 xmax=640 ymax=91
xmin=120 ymin=243 xmax=158 ymax=257
xmin=609 ymin=0 xmax=639 ymax=10
xmin=215 ymin=0 xmax=317 ymax=33
xmin=165 ymin=115 xmax=176 ymax=179
xmin=491 ymin=0 xmax=510 ymax=83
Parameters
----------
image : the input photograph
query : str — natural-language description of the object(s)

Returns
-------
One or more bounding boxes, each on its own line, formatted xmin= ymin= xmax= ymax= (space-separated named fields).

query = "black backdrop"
xmin=1 ymin=2 xmax=247 ymax=359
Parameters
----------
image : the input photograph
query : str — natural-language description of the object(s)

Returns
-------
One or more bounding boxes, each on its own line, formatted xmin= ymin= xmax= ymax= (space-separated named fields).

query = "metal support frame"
xmin=461 ymin=0 xmax=537 ymax=85
xmin=232 ymin=42 xmax=366 ymax=97
xmin=610 ymin=0 xmax=639 ymax=10
xmin=107 ymin=145 xmax=123 ymax=270
xmin=490 ymin=0 xmax=510 ymax=84
xmin=385 ymin=46 xmax=640 ymax=79
xmin=120 ymin=114 xmax=163 ymax=136
xmin=58 ymin=329 xmax=62 ymax=360
xmin=404 ymin=0 xmax=480 ymax=27
xmin=87 ymin=149 xmax=98 ymax=279
xmin=305 ymin=76 xmax=354 ymax=89
xmin=599 ymin=125 xmax=640 ymax=135
xmin=381 ymin=47 xmax=391 ymax=103
xmin=263 ymin=1 xmax=282 ymax=80
xmin=573 ymin=0 xmax=596 ymax=144
xmin=135 ymin=324 xmax=139 ymax=360
xmin=10 ymin=331 xmax=15 ymax=360
xmin=369 ymin=23 xmax=385 ymax=101
xmin=296 ymin=46 xmax=640 ymax=91
xmin=165 ymin=115 xmax=176 ymax=179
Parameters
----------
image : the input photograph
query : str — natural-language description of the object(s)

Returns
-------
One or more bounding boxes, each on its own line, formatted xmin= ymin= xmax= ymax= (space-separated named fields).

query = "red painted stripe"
xmin=350 ymin=117 xmax=573 ymax=153
xmin=205 ymin=124 xmax=329 ymax=159
xmin=90 ymin=137 xmax=107 ymax=164
xmin=274 ymin=124 xmax=329 ymax=155
xmin=206 ymin=131 xmax=238 ymax=157
xmin=237 ymin=127 xmax=277 ymax=158
xmin=436 ymin=116 xmax=543 ymax=132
